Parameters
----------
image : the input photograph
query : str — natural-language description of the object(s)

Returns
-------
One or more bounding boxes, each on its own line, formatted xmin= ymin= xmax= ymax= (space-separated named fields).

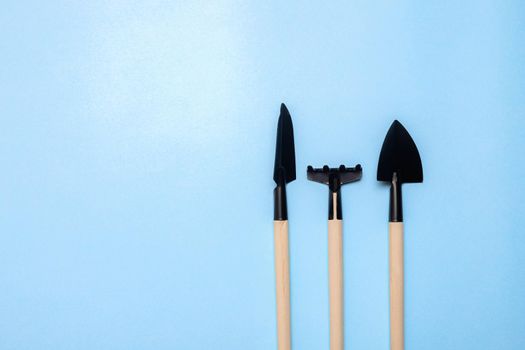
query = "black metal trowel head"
xmin=377 ymin=120 xmax=423 ymax=184
xmin=273 ymin=103 xmax=296 ymax=221
xmin=377 ymin=120 xmax=423 ymax=222
xmin=273 ymin=103 xmax=296 ymax=186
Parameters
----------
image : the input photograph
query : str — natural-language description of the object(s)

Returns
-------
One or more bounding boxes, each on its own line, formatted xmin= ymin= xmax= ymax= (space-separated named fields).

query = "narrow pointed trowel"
xmin=273 ymin=103 xmax=296 ymax=350
xmin=307 ymin=164 xmax=362 ymax=350
xmin=377 ymin=120 xmax=423 ymax=350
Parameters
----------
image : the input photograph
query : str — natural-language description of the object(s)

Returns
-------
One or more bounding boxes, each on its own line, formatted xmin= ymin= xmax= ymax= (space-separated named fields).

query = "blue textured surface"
xmin=1 ymin=1 xmax=524 ymax=349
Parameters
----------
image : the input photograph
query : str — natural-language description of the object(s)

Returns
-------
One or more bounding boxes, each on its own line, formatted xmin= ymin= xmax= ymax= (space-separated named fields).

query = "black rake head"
xmin=307 ymin=164 xmax=362 ymax=191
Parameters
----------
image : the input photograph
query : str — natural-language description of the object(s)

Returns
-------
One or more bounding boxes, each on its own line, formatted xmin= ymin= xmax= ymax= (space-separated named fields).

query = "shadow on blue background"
xmin=0 ymin=1 xmax=524 ymax=349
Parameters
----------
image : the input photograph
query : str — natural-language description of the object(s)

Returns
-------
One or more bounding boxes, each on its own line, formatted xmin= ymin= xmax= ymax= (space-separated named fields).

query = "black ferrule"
xmin=328 ymin=175 xmax=343 ymax=220
xmin=274 ymin=185 xmax=288 ymax=220
xmin=389 ymin=174 xmax=403 ymax=222
xmin=328 ymin=189 xmax=342 ymax=220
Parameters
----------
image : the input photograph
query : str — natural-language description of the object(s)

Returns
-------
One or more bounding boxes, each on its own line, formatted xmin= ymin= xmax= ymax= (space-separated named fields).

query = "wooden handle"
xmin=389 ymin=222 xmax=404 ymax=350
xmin=328 ymin=219 xmax=343 ymax=350
xmin=274 ymin=220 xmax=291 ymax=350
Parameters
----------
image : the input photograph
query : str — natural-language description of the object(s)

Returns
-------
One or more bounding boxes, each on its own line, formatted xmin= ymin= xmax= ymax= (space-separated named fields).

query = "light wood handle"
xmin=389 ymin=222 xmax=404 ymax=350
xmin=328 ymin=219 xmax=343 ymax=350
xmin=274 ymin=220 xmax=291 ymax=350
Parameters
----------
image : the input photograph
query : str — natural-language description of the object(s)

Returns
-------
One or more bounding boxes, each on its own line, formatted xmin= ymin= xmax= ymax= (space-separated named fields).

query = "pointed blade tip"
xmin=280 ymin=103 xmax=290 ymax=118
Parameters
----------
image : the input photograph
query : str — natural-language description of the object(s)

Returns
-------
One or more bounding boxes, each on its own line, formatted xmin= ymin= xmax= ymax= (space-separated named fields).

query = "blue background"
xmin=1 ymin=1 xmax=524 ymax=349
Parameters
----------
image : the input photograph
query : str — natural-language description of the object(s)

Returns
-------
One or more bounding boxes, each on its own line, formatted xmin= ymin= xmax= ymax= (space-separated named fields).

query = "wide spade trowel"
xmin=377 ymin=120 xmax=423 ymax=350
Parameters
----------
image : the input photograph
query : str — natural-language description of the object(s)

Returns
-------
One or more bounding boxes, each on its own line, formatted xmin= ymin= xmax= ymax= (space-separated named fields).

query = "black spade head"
xmin=273 ymin=103 xmax=296 ymax=185
xmin=377 ymin=120 xmax=423 ymax=222
xmin=377 ymin=120 xmax=423 ymax=184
